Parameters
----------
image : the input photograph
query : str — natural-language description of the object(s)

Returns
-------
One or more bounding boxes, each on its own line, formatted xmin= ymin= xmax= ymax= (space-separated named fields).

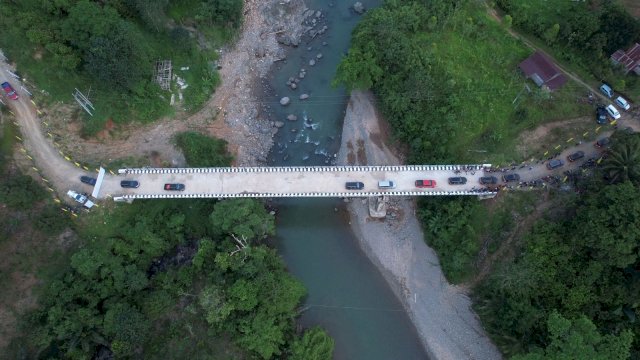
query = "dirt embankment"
xmin=42 ymin=0 xmax=310 ymax=167
xmin=336 ymin=90 xmax=502 ymax=360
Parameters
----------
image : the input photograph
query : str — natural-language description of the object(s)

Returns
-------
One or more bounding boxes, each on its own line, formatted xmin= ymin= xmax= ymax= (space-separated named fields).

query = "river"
xmin=265 ymin=1 xmax=428 ymax=359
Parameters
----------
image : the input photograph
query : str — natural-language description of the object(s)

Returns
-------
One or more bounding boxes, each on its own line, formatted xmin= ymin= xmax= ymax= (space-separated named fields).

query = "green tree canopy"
xmin=512 ymin=312 xmax=633 ymax=360
xmin=601 ymin=132 xmax=640 ymax=186
xmin=210 ymin=198 xmax=275 ymax=241
xmin=290 ymin=327 xmax=335 ymax=360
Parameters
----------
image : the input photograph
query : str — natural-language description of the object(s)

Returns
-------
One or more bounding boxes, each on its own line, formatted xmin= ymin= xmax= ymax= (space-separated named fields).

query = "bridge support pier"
xmin=368 ymin=196 xmax=388 ymax=218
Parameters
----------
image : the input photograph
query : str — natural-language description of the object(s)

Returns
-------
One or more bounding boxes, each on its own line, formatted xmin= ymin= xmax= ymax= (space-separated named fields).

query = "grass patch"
xmin=421 ymin=10 xmax=590 ymax=164
xmin=174 ymin=131 xmax=232 ymax=167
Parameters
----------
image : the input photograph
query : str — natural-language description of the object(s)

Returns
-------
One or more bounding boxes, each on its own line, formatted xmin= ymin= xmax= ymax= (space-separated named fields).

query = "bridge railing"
xmin=117 ymin=164 xmax=489 ymax=175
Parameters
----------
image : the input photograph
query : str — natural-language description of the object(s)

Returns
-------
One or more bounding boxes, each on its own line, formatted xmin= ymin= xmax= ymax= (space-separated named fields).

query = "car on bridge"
xmin=567 ymin=151 xmax=584 ymax=162
xmin=80 ymin=176 xmax=97 ymax=186
xmin=479 ymin=176 xmax=497 ymax=185
xmin=121 ymin=180 xmax=140 ymax=188
xmin=503 ymin=173 xmax=520 ymax=182
xmin=448 ymin=177 xmax=467 ymax=185
xmin=415 ymin=180 xmax=436 ymax=188
xmin=1 ymin=81 xmax=18 ymax=100
xmin=165 ymin=183 xmax=185 ymax=191
xmin=546 ymin=159 xmax=564 ymax=170
xmin=378 ymin=180 xmax=395 ymax=189
xmin=345 ymin=181 xmax=364 ymax=190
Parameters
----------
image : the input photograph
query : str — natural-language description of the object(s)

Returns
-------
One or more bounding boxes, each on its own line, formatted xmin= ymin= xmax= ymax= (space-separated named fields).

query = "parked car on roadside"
xmin=600 ymin=84 xmax=614 ymax=98
xmin=164 ymin=183 xmax=185 ymax=191
xmin=345 ymin=181 xmax=364 ymax=190
xmin=606 ymin=104 xmax=621 ymax=120
xmin=120 ymin=180 xmax=140 ymax=188
xmin=567 ymin=151 xmax=585 ymax=162
xmin=479 ymin=176 xmax=498 ymax=185
xmin=80 ymin=176 xmax=97 ymax=186
xmin=1 ymin=81 xmax=18 ymax=100
xmin=546 ymin=159 xmax=564 ymax=170
xmin=503 ymin=173 xmax=520 ymax=182
xmin=595 ymin=105 xmax=608 ymax=124
xmin=415 ymin=180 xmax=436 ymax=188
xmin=615 ymin=96 xmax=631 ymax=111
xmin=448 ymin=177 xmax=467 ymax=185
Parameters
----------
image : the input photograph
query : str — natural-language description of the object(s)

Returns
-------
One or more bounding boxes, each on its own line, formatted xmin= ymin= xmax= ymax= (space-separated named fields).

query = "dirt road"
xmin=1 ymin=63 xmax=92 ymax=197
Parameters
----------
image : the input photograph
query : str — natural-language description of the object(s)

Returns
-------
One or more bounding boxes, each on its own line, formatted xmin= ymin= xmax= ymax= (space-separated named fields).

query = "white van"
xmin=615 ymin=96 xmax=631 ymax=110
xmin=378 ymin=180 xmax=396 ymax=189
xmin=600 ymin=84 xmax=614 ymax=98
xmin=606 ymin=104 xmax=621 ymax=120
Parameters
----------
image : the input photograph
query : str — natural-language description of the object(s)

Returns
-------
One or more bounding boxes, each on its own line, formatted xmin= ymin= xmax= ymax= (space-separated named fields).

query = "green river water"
xmin=266 ymin=1 xmax=428 ymax=358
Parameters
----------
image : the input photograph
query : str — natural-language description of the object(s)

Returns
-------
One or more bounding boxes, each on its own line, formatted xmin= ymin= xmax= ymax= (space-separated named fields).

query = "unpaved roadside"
xmin=336 ymin=91 xmax=502 ymax=360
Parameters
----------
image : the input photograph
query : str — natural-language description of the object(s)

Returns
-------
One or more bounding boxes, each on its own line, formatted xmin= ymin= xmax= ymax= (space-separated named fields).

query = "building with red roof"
xmin=518 ymin=51 xmax=567 ymax=91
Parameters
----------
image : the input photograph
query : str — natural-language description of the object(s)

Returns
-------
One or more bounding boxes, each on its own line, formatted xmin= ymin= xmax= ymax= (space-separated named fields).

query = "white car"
xmin=615 ymin=96 xmax=630 ymax=111
xmin=605 ymin=104 xmax=621 ymax=120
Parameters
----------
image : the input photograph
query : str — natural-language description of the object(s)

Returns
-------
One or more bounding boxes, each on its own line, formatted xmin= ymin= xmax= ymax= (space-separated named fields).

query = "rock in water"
xmin=274 ymin=121 xmax=285 ymax=128
xmin=316 ymin=53 xmax=323 ymax=59
xmin=353 ymin=2 xmax=365 ymax=14
xmin=309 ymin=59 xmax=316 ymax=66
xmin=287 ymin=114 xmax=298 ymax=121
xmin=300 ymin=94 xmax=310 ymax=100
xmin=290 ymin=83 xmax=297 ymax=89
xmin=280 ymin=97 xmax=291 ymax=106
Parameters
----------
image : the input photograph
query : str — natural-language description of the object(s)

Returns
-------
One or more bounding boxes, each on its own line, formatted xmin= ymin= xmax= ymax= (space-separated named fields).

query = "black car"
xmin=567 ymin=151 xmax=585 ymax=162
xmin=448 ymin=177 xmax=467 ymax=185
xmin=80 ymin=176 xmax=97 ymax=186
xmin=595 ymin=105 xmax=608 ymax=124
xmin=164 ymin=183 xmax=185 ymax=191
xmin=595 ymin=137 xmax=610 ymax=148
xmin=345 ymin=181 xmax=364 ymax=190
xmin=120 ymin=180 xmax=140 ymax=188
xmin=479 ymin=176 xmax=497 ymax=185
xmin=503 ymin=173 xmax=520 ymax=182
xmin=546 ymin=159 xmax=565 ymax=170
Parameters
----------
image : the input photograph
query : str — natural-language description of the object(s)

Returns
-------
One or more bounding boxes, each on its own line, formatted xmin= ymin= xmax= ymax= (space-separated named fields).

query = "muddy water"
xmin=266 ymin=1 xmax=427 ymax=359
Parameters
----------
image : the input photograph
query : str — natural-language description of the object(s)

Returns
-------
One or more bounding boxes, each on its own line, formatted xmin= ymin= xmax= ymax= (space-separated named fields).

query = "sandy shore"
xmin=336 ymin=91 xmax=502 ymax=360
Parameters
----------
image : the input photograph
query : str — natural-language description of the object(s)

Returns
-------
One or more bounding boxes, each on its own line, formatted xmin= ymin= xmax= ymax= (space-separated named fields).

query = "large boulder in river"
xmin=280 ymin=97 xmax=291 ymax=106
xmin=353 ymin=2 xmax=365 ymax=14
xmin=300 ymin=94 xmax=309 ymax=100
xmin=287 ymin=114 xmax=298 ymax=121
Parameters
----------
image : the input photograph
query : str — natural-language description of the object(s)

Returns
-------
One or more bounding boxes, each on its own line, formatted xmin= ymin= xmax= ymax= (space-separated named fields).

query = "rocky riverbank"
xmin=336 ymin=90 xmax=502 ymax=360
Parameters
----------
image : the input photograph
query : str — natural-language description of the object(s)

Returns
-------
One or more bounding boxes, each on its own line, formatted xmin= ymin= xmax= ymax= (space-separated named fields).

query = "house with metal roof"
xmin=518 ymin=51 xmax=567 ymax=91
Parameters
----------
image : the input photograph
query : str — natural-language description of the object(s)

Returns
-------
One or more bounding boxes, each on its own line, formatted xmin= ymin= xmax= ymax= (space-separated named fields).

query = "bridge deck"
xmin=100 ymin=165 xmax=496 ymax=200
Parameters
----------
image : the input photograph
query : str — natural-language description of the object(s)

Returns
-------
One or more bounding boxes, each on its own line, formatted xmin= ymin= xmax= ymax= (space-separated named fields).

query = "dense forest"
xmin=337 ymin=0 xmax=640 ymax=358
xmin=0 ymin=125 xmax=332 ymax=359
xmin=0 ymin=0 xmax=243 ymax=134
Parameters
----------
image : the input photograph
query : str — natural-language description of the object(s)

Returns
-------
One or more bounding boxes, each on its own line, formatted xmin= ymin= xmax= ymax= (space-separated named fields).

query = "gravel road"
xmin=336 ymin=90 xmax=502 ymax=360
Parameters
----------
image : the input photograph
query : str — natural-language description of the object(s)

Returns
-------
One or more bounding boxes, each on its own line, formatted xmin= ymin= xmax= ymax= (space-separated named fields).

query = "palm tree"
xmin=601 ymin=133 xmax=640 ymax=185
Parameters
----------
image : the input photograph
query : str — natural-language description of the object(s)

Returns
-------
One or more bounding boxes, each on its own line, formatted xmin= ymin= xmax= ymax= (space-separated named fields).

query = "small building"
xmin=518 ymin=51 xmax=567 ymax=91
xmin=611 ymin=43 xmax=640 ymax=75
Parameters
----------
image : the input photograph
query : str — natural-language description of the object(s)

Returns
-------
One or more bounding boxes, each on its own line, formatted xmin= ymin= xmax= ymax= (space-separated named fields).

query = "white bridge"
xmin=97 ymin=165 xmax=498 ymax=201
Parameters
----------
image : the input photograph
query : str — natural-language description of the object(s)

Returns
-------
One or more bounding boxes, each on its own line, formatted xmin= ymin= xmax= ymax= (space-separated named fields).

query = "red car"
xmin=1 ymin=81 xmax=18 ymax=100
xmin=415 ymin=180 xmax=436 ymax=188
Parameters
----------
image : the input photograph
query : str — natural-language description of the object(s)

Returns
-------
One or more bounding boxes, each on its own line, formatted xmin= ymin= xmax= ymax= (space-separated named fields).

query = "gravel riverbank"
xmin=336 ymin=90 xmax=502 ymax=360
